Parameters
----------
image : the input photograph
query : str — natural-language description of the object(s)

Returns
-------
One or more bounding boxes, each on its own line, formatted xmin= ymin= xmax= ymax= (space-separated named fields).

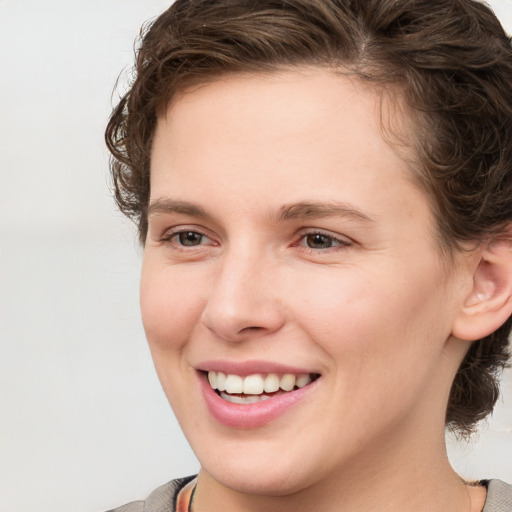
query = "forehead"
xmin=152 ymin=68 xmax=422 ymax=210
xmin=153 ymin=67 xmax=415 ymax=178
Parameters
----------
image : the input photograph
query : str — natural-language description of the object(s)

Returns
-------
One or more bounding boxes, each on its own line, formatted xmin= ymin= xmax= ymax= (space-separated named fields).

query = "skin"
xmin=141 ymin=68 xmax=488 ymax=512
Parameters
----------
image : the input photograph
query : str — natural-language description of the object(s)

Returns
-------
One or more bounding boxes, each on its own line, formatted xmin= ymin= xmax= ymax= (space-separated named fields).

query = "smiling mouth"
xmin=206 ymin=371 xmax=320 ymax=404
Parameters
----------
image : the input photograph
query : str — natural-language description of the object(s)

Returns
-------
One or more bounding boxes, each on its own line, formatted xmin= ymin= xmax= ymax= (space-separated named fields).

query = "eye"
xmin=304 ymin=233 xmax=336 ymax=249
xmin=175 ymin=231 xmax=207 ymax=246
xmin=160 ymin=228 xmax=214 ymax=248
xmin=297 ymin=231 xmax=351 ymax=251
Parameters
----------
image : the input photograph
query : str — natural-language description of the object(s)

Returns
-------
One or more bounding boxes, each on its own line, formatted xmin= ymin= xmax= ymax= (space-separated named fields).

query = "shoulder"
xmin=483 ymin=479 xmax=512 ymax=512
xmin=105 ymin=475 xmax=197 ymax=512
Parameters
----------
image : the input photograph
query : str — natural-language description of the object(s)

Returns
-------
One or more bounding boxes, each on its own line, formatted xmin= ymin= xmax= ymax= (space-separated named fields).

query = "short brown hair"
xmin=105 ymin=0 xmax=512 ymax=435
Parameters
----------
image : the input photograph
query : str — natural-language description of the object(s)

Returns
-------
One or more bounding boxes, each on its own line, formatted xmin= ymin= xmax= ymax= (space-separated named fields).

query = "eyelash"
xmin=160 ymin=228 xmax=214 ymax=249
xmin=159 ymin=228 xmax=352 ymax=253
xmin=295 ymin=230 xmax=352 ymax=253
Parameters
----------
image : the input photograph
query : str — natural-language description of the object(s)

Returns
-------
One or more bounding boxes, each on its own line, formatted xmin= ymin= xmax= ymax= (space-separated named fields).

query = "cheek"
xmin=293 ymin=264 xmax=451 ymax=372
xmin=140 ymin=261 xmax=206 ymax=352
xmin=292 ymin=267 xmax=454 ymax=441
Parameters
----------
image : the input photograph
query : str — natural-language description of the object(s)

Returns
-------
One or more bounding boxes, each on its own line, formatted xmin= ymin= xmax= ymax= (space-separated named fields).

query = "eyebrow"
xmin=147 ymin=198 xmax=210 ymax=219
xmin=273 ymin=201 xmax=375 ymax=223
xmin=147 ymin=198 xmax=374 ymax=224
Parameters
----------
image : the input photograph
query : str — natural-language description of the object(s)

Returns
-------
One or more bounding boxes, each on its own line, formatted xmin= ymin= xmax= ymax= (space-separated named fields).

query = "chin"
xmin=194 ymin=439 xmax=326 ymax=497
xmin=205 ymin=464 xmax=313 ymax=497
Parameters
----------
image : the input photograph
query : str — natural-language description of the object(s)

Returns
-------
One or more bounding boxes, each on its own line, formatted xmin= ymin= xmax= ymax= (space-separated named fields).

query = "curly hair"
xmin=105 ymin=0 xmax=512 ymax=435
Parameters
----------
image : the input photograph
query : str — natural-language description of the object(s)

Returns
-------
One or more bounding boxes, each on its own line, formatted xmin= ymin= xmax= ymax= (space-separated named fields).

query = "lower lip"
xmin=199 ymin=373 xmax=318 ymax=429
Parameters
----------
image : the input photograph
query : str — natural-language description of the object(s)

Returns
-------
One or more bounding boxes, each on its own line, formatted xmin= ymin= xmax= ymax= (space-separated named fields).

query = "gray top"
xmin=484 ymin=480 xmax=512 ymax=512
xmin=106 ymin=477 xmax=193 ymax=512
xmin=106 ymin=477 xmax=512 ymax=511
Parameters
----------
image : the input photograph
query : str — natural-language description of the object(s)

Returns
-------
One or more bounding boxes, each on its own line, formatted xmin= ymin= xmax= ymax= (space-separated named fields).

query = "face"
xmin=141 ymin=69 xmax=468 ymax=496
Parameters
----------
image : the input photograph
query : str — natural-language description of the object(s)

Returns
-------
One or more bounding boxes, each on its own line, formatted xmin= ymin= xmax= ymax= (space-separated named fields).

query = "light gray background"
xmin=0 ymin=1 xmax=511 ymax=511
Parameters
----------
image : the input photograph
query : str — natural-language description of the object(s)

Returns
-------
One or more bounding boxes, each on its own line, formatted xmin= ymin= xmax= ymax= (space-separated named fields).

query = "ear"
xmin=451 ymin=231 xmax=512 ymax=341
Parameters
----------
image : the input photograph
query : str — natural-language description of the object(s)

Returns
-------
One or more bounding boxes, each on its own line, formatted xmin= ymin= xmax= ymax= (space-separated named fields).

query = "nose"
xmin=200 ymin=250 xmax=286 ymax=343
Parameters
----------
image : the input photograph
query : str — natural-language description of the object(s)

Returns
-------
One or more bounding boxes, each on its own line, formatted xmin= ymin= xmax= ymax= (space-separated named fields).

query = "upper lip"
xmin=195 ymin=360 xmax=319 ymax=376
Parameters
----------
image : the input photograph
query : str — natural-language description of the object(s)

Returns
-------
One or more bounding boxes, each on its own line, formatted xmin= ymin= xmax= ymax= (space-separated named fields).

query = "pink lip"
xmin=198 ymin=370 xmax=319 ymax=429
xmin=196 ymin=359 xmax=316 ymax=376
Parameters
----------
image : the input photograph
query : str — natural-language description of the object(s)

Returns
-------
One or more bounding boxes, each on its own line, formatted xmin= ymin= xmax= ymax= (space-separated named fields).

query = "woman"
xmin=105 ymin=0 xmax=512 ymax=510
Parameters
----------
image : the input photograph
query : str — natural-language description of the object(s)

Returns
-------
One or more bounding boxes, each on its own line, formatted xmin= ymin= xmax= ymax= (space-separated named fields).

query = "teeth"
xmin=280 ymin=373 xmax=296 ymax=391
xmin=296 ymin=374 xmax=312 ymax=388
xmin=207 ymin=371 xmax=315 ymax=396
xmin=264 ymin=373 xmax=280 ymax=393
xmin=216 ymin=371 xmax=227 ymax=391
xmin=243 ymin=374 xmax=264 ymax=395
xmin=225 ymin=374 xmax=243 ymax=394
xmin=220 ymin=392 xmax=272 ymax=404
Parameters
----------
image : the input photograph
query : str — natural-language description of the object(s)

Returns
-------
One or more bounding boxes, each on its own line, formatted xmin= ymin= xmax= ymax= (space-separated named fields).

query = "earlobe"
xmin=452 ymin=232 xmax=512 ymax=342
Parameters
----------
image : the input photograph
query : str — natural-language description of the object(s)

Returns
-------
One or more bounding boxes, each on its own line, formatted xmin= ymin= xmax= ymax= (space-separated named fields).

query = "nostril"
xmin=240 ymin=326 xmax=264 ymax=332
